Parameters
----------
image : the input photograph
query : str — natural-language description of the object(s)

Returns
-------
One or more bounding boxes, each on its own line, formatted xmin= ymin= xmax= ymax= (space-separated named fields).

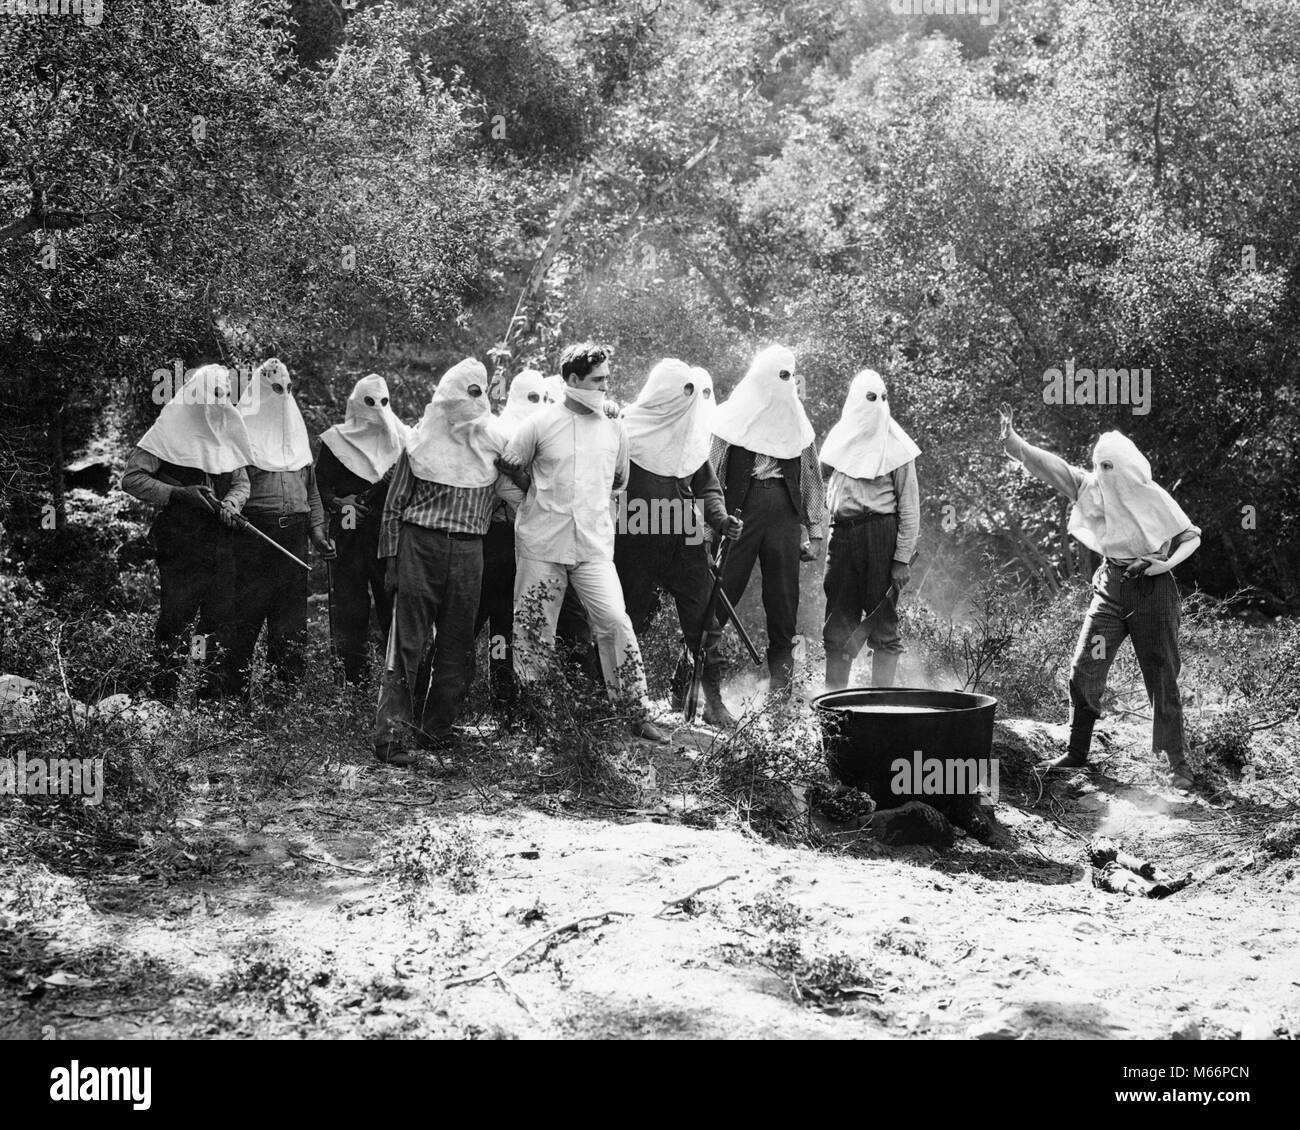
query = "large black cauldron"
xmin=812 ymin=688 xmax=997 ymax=809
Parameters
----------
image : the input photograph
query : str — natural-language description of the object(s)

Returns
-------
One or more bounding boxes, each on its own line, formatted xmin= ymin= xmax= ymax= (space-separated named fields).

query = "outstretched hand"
xmin=998 ymin=402 xmax=1015 ymax=442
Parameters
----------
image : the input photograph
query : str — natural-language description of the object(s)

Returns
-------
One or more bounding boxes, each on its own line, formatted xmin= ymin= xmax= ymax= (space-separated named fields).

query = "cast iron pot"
xmin=812 ymin=687 xmax=998 ymax=808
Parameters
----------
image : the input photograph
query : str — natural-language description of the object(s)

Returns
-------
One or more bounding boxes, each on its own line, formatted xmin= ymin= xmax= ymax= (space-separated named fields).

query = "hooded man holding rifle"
xmin=707 ymin=345 xmax=827 ymax=697
xmin=121 ymin=364 xmax=256 ymax=698
xmin=615 ymin=358 xmax=743 ymax=726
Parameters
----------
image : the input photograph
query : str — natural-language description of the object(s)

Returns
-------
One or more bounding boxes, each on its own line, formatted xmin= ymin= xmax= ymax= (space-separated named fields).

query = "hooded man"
xmin=498 ymin=342 xmax=666 ymax=743
xmin=223 ymin=358 xmax=335 ymax=697
xmin=476 ymin=369 xmax=548 ymax=707
xmin=1000 ymin=407 xmax=1201 ymax=789
xmin=374 ymin=358 xmax=518 ymax=766
xmin=708 ymin=344 xmax=828 ymax=695
xmin=819 ymin=369 xmax=921 ymax=690
xmin=121 ymin=364 xmax=255 ymax=697
xmin=315 ymin=373 xmax=407 ymax=683
xmin=616 ymin=359 xmax=743 ymax=725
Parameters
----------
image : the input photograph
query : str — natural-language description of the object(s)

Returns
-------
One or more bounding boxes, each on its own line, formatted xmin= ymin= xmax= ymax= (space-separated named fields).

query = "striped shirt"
xmin=377 ymin=450 xmax=504 ymax=557
xmin=708 ymin=435 xmax=828 ymax=542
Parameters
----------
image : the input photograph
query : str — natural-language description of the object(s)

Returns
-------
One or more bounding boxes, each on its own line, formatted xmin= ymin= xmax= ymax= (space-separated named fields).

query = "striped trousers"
xmin=1069 ymin=562 xmax=1187 ymax=767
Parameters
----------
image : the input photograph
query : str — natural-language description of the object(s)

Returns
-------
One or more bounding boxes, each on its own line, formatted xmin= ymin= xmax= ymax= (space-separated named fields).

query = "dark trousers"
xmin=374 ymin=524 xmax=483 ymax=751
xmin=226 ymin=514 xmax=310 ymax=697
xmin=152 ymin=508 xmax=238 ymax=698
xmin=328 ymin=518 xmax=390 ymax=683
xmin=615 ymin=529 xmax=718 ymax=697
xmin=713 ymin=479 xmax=802 ymax=681
xmin=822 ymin=513 xmax=902 ymax=660
xmin=474 ymin=519 xmax=516 ymax=703
xmin=1069 ymin=562 xmax=1187 ymax=767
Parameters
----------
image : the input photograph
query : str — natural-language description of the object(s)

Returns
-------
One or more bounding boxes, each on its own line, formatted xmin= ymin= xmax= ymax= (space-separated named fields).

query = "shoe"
xmin=631 ymin=718 xmax=669 ymax=743
xmin=1039 ymin=752 xmax=1089 ymax=774
xmin=374 ymin=744 xmax=417 ymax=768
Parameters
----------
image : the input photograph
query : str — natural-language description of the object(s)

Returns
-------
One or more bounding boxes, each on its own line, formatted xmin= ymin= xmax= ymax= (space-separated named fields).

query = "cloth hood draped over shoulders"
xmin=1069 ymin=431 xmax=1193 ymax=559
xmin=710 ymin=344 xmax=814 ymax=460
xmin=320 ymin=373 xmax=407 ymax=482
xmin=137 ymin=364 xmax=255 ymax=474
xmin=406 ymin=358 xmax=506 ymax=487
xmin=622 ymin=357 xmax=715 ymax=477
xmin=238 ymin=358 xmax=313 ymax=472
xmin=819 ymin=368 xmax=920 ymax=479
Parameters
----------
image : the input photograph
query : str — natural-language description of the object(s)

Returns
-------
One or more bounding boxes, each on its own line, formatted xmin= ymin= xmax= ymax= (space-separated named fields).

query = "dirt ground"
xmin=2 ymin=715 xmax=1297 ymax=1041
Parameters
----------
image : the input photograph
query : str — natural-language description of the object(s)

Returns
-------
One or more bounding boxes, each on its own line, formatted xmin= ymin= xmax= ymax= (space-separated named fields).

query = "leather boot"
xmin=669 ymin=650 xmax=693 ymax=713
xmin=701 ymin=665 xmax=736 ymax=728
xmin=824 ymin=652 xmax=852 ymax=692
xmin=1041 ymin=714 xmax=1094 ymax=773
xmin=767 ymin=647 xmax=794 ymax=696
xmin=871 ymin=650 xmax=900 ymax=688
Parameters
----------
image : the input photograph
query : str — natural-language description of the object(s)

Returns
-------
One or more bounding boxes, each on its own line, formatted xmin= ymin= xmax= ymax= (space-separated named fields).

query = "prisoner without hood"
xmin=819 ymin=369 xmax=921 ymax=691
xmin=121 ymin=364 xmax=255 ymax=698
xmin=498 ymin=342 xmax=667 ymax=743
xmin=474 ymin=368 xmax=549 ymax=708
xmin=707 ymin=344 xmax=828 ymax=694
xmin=538 ymin=366 xmax=614 ymax=688
xmin=374 ymin=358 xmax=517 ymax=767
xmin=224 ymin=358 xmax=336 ymax=699
xmin=616 ymin=358 xmax=742 ymax=726
xmin=315 ymin=373 xmax=408 ymax=683
xmin=1001 ymin=407 xmax=1201 ymax=789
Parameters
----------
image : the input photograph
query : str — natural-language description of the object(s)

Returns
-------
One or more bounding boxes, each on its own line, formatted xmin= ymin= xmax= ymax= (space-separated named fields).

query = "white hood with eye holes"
xmin=500 ymin=369 xmax=549 ymax=435
xmin=406 ymin=358 xmax=507 ymax=487
xmin=1069 ymin=431 xmax=1193 ymax=559
xmin=622 ymin=357 xmax=715 ymax=478
xmin=320 ymin=373 xmax=408 ymax=483
xmin=137 ymin=364 xmax=256 ymax=474
xmin=819 ymin=369 xmax=921 ymax=480
xmin=710 ymin=344 xmax=814 ymax=460
xmin=238 ymin=358 xmax=313 ymax=472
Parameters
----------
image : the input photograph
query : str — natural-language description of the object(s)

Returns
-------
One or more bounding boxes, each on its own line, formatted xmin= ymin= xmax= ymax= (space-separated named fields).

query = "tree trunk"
xmin=47 ymin=397 xmax=67 ymax=530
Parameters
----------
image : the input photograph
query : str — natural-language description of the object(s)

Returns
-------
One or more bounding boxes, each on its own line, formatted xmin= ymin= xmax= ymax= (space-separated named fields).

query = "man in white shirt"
xmin=498 ymin=342 xmax=667 ymax=743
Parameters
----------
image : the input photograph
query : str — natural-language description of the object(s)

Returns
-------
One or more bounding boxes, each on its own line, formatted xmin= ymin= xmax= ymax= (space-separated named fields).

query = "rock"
xmin=94 ymin=693 xmax=132 ymax=717
xmin=870 ymin=801 xmax=955 ymax=847
xmin=1170 ymin=1019 xmax=1200 ymax=1040
xmin=0 ymin=673 xmax=40 ymax=733
xmin=969 ymin=1011 xmax=1020 ymax=1040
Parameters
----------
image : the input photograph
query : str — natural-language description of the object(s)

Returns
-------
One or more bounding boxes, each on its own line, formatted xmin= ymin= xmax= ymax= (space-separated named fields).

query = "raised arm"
xmin=999 ymin=405 xmax=1087 ymax=501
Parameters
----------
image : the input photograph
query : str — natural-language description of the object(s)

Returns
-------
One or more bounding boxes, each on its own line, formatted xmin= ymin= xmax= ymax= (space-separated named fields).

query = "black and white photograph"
xmin=1 ymin=0 xmax=1297 ymax=1083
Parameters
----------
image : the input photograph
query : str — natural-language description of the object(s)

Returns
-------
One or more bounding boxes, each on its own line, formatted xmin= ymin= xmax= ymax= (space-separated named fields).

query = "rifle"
xmin=684 ymin=508 xmax=757 ymax=722
xmin=157 ymin=473 xmax=312 ymax=572
xmin=701 ymin=551 xmax=762 ymax=665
